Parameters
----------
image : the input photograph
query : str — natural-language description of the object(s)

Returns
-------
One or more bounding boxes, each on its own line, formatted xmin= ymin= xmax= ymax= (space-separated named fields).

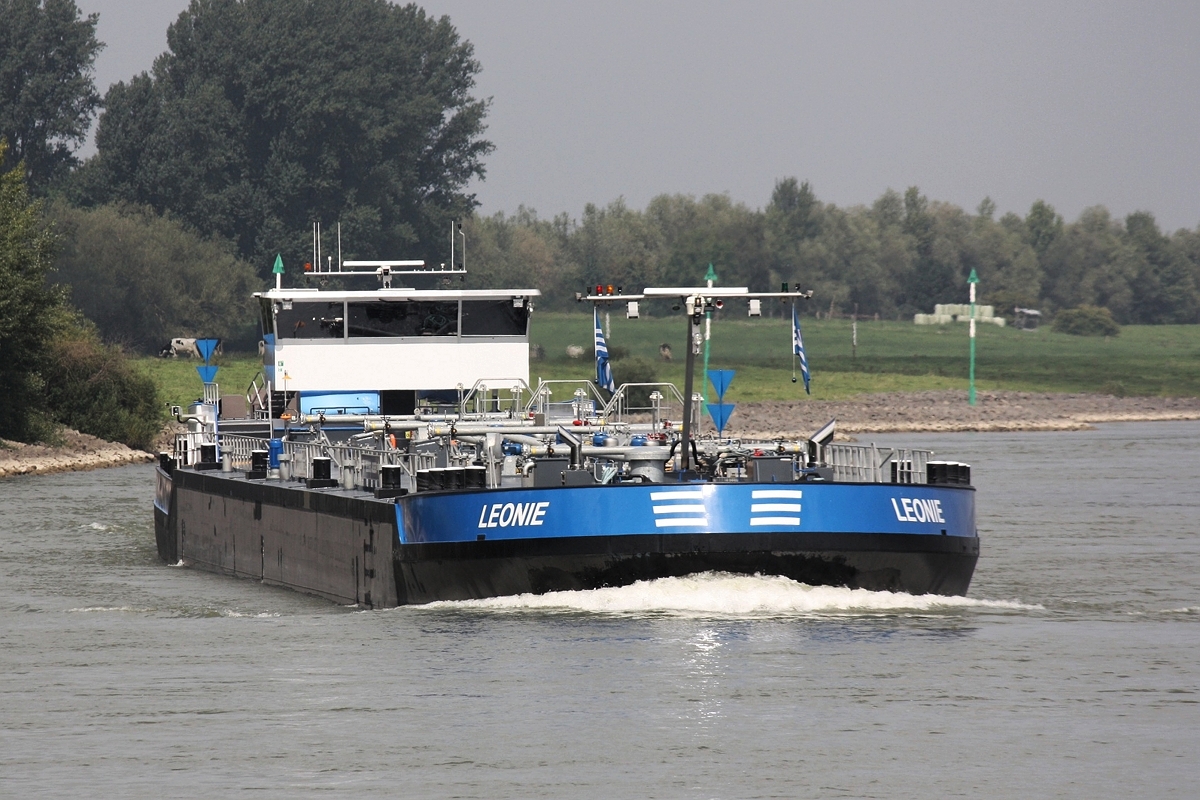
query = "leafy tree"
xmin=1040 ymin=206 xmax=1136 ymax=320
xmin=0 ymin=138 xmax=62 ymax=441
xmin=0 ymin=0 xmax=102 ymax=193
xmin=1025 ymin=200 xmax=1063 ymax=256
xmin=1123 ymin=211 xmax=1197 ymax=324
xmin=75 ymin=0 xmax=490 ymax=275
xmin=567 ymin=199 xmax=663 ymax=298
xmin=48 ymin=202 xmax=261 ymax=352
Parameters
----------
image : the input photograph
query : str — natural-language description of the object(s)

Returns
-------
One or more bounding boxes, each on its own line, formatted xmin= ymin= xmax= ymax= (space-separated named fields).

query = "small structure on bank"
xmin=1014 ymin=307 xmax=1041 ymax=330
xmin=914 ymin=304 xmax=1006 ymax=327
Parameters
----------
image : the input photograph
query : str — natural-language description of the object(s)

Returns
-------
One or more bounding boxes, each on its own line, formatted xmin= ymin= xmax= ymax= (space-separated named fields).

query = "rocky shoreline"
xmin=0 ymin=429 xmax=154 ymax=479
xmin=725 ymin=390 xmax=1200 ymax=439
xmin=3 ymin=392 xmax=1199 ymax=479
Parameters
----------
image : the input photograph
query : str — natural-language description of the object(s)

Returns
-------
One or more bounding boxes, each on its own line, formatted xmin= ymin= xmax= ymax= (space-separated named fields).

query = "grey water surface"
xmin=1 ymin=422 xmax=1197 ymax=799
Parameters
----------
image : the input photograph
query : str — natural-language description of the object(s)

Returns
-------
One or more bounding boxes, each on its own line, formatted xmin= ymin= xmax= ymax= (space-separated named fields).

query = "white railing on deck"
xmin=824 ymin=443 xmax=931 ymax=484
xmin=174 ymin=431 xmax=422 ymax=490
xmin=172 ymin=432 xmax=935 ymax=488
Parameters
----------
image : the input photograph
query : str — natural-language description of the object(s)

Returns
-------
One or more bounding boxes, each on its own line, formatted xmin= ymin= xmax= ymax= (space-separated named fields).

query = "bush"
xmin=1052 ymin=305 xmax=1120 ymax=337
xmin=41 ymin=321 xmax=164 ymax=450
xmin=614 ymin=356 xmax=659 ymax=407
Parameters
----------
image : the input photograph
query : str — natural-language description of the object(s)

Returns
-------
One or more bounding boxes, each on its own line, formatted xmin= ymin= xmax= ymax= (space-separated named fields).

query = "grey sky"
xmin=79 ymin=0 xmax=1200 ymax=231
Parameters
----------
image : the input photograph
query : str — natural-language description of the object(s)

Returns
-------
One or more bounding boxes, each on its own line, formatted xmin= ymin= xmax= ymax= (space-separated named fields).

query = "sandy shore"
xmin=3 ymin=392 xmax=1198 ymax=478
xmin=0 ymin=429 xmax=154 ymax=479
xmin=727 ymin=391 xmax=1200 ymax=439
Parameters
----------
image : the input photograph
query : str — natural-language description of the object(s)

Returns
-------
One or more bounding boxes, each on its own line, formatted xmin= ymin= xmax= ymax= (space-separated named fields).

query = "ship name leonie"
xmin=891 ymin=497 xmax=946 ymax=524
xmin=477 ymin=501 xmax=550 ymax=528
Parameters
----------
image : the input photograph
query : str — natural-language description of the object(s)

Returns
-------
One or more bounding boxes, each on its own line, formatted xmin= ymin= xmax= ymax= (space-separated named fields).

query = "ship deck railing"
xmin=825 ymin=443 xmax=931 ymax=484
xmin=173 ymin=431 xmax=421 ymax=490
xmin=174 ymin=430 xmax=934 ymax=489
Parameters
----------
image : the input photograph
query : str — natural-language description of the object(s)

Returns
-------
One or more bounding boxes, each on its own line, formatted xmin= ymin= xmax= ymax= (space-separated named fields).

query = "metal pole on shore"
xmin=702 ymin=263 xmax=716 ymax=403
xmin=968 ymin=268 xmax=978 ymax=406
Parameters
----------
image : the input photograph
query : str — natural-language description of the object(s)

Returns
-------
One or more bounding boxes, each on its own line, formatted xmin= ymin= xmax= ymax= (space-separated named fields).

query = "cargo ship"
xmin=153 ymin=255 xmax=978 ymax=607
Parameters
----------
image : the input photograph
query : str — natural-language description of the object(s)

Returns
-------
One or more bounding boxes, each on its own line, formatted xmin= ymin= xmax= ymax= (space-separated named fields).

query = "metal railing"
xmin=246 ymin=371 xmax=269 ymax=417
xmin=171 ymin=428 xmax=935 ymax=489
xmin=173 ymin=430 xmax=427 ymax=490
xmin=824 ymin=443 xmax=931 ymax=484
xmin=602 ymin=382 xmax=686 ymax=422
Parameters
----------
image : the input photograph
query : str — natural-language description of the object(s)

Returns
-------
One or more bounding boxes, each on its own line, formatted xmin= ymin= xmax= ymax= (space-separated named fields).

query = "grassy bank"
xmin=131 ymin=313 xmax=1200 ymax=407
xmin=133 ymin=355 xmax=264 ymax=409
xmin=531 ymin=311 xmax=1200 ymax=399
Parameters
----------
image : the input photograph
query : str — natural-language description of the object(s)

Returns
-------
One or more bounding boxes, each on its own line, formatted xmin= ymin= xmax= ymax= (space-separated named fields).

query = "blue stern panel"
xmin=397 ymin=483 xmax=974 ymax=545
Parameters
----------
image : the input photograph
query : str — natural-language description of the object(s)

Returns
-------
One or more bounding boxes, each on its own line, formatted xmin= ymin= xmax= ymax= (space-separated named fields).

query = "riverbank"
xmin=727 ymin=390 xmax=1200 ymax=439
xmin=0 ymin=429 xmax=154 ymax=479
xmin=4 ymin=391 xmax=1200 ymax=478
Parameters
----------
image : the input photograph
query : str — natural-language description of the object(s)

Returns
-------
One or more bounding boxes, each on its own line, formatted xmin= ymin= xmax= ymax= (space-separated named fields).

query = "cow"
xmin=659 ymin=343 xmax=673 ymax=362
xmin=159 ymin=338 xmax=222 ymax=359
xmin=160 ymin=338 xmax=200 ymax=358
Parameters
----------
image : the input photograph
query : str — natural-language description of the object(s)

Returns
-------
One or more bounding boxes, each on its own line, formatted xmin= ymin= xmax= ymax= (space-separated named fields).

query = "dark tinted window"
xmin=258 ymin=297 xmax=275 ymax=336
xmin=346 ymin=301 xmax=458 ymax=337
xmin=276 ymin=302 xmax=344 ymax=339
xmin=462 ymin=299 xmax=528 ymax=336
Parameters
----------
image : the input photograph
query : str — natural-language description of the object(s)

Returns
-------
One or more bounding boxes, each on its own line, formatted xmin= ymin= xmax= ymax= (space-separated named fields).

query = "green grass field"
xmin=530 ymin=310 xmax=1200 ymax=400
xmin=133 ymin=354 xmax=266 ymax=409
xmin=132 ymin=312 xmax=1200 ymax=407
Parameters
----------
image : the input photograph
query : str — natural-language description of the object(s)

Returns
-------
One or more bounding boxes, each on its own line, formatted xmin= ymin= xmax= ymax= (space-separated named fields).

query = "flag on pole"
xmin=793 ymin=304 xmax=811 ymax=395
xmin=594 ymin=306 xmax=616 ymax=392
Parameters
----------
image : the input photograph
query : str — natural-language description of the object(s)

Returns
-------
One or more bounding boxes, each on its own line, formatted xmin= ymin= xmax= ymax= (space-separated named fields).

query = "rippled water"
xmin=1 ymin=422 xmax=1197 ymax=798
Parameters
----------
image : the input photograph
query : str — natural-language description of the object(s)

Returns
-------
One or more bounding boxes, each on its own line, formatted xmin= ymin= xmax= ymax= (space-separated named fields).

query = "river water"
xmin=1 ymin=422 xmax=1196 ymax=798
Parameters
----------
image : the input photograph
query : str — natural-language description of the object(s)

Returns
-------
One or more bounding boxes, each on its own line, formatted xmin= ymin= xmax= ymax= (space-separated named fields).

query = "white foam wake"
xmin=419 ymin=572 xmax=1039 ymax=617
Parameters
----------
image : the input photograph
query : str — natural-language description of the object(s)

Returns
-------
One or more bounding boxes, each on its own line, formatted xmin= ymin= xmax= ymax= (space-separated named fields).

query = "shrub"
xmin=614 ymin=356 xmax=659 ymax=407
xmin=1052 ymin=305 xmax=1120 ymax=337
xmin=41 ymin=321 xmax=164 ymax=450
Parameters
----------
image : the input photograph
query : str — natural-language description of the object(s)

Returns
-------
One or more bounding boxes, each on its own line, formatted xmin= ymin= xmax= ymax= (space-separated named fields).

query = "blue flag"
xmin=793 ymin=305 xmax=811 ymax=395
xmin=594 ymin=307 xmax=616 ymax=392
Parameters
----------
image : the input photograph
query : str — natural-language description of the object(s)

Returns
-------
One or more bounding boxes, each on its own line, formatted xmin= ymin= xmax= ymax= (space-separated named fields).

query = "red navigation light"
xmin=304 ymin=262 xmax=313 ymax=272
xmin=595 ymin=284 xmax=603 ymax=296
xmin=714 ymin=299 xmax=724 ymax=309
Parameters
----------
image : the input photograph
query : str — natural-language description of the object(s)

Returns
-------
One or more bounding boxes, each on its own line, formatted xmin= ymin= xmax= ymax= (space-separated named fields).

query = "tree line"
xmin=464 ymin=181 xmax=1200 ymax=324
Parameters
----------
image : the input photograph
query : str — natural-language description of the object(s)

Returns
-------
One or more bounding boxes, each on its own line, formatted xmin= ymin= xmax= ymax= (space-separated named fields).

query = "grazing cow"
xmin=160 ymin=337 xmax=200 ymax=358
xmin=159 ymin=337 xmax=222 ymax=358
xmin=659 ymin=343 xmax=673 ymax=362
xmin=566 ymin=344 xmax=584 ymax=359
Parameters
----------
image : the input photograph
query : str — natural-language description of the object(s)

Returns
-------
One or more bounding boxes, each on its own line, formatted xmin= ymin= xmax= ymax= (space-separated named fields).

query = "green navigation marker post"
xmin=273 ymin=253 xmax=284 ymax=290
xmin=702 ymin=263 xmax=717 ymax=403
xmin=968 ymin=268 xmax=979 ymax=406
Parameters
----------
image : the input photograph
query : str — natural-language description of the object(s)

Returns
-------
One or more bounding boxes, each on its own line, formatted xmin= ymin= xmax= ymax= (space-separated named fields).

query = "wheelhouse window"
xmin=258 ymin=297 xmax=275 ymax=336
xmin=462 ymin=299 xmax=529 ymax=336
xmin=346 ymin=301 xmax=458 ymax=337
xmin=275 ymin=302 xmax=344 ymax=339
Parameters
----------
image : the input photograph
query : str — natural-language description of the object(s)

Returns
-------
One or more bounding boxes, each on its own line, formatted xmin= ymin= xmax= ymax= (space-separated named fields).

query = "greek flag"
xmin=594 ymin=307 xmax=616 ymax=392
xmin=793 ymin=304 xmax=811 ymax=395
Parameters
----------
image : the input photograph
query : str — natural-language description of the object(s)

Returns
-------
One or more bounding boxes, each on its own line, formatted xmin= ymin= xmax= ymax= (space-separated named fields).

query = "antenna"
xmin=458 ymin=222 xmax=466 ymax=271
xmin=337 ymin=222 xmax=342 ymax=271
xmin=450 ymin=220 xmax=455 ymax=270
xmin=317 ymin=221 xmax=322 ymax=274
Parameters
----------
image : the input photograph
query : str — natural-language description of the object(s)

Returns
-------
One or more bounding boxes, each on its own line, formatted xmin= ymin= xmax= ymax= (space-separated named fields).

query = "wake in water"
xmin=417 ymin=572 xmax=1039 ymax=617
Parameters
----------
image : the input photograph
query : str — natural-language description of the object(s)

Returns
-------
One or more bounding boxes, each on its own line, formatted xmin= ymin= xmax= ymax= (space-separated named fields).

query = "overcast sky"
xmin=79 ymin=0 xmax=1200 ymax=231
